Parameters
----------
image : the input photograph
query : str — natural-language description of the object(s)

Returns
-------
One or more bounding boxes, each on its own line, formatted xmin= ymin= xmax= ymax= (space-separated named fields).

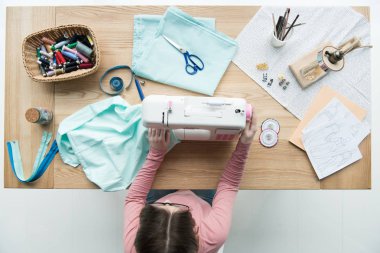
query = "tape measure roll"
xmin=99 ymin=65 xmax=133 ymax=95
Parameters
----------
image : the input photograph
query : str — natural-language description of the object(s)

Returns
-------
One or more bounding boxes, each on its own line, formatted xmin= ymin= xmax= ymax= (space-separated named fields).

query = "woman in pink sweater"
xmin=124 ymin=106 xmax=257 ymax=253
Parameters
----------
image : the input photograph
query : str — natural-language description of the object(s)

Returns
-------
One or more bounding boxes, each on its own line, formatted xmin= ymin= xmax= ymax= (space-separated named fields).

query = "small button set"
xmin=259 ymin=118 xmax=280 ymax=148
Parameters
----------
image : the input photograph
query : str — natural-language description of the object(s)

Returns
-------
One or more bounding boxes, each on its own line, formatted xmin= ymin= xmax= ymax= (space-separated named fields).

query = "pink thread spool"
xmin=62 ymin=45 xmax=89 ymax=63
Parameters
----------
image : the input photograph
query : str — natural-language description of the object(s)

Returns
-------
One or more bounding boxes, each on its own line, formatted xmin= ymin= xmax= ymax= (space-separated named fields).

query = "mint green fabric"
xmin=56 ymin=96 xmax=180 ymax=192
xmin=133 ymin=14 xmax=215 ymax=69
xmin=132 ymin=7 xmax=238 ymax=96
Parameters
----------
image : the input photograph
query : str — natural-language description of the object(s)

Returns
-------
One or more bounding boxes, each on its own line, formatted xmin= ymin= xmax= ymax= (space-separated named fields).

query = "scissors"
xmin=162 ymin=35 xmax=205 ymax=75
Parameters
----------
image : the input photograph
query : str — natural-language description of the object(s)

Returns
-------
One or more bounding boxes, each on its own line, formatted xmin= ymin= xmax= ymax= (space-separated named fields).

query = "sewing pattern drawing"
xmin=302 ymin=98 xmax=369 ymax=179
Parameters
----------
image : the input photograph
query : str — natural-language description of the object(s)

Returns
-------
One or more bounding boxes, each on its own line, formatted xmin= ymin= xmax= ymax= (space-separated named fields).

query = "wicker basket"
xmin=22 ymin=24 xmax=100 ymax=83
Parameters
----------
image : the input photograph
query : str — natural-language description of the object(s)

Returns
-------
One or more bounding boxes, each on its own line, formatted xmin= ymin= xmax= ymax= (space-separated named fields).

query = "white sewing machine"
xmin=142 ymin=95 xmax=252 ymax=141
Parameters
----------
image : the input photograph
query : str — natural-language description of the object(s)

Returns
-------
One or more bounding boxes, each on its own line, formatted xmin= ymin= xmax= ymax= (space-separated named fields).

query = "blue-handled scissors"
xmin=163 ymin=35 xmax=204 ymax=75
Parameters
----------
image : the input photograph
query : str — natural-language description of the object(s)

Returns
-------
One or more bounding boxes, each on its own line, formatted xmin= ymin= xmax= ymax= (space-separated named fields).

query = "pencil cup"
xmin=270 ymin=27 xmax=293 ymax=48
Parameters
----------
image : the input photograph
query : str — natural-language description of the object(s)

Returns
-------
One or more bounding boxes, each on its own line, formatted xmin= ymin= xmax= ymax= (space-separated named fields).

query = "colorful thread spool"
xmin=62 ymin=45 xmax=89 ymax=63
xmin=42 ymin=37 xmax=55 ymax=45
xmin=76 ymin=41 xmax=93 ymax=58
xmin=79 ymin=63 xmax=94 ymax=69
xmin=53 ymin=39 xmax=70 ymax=49
xmin=61 ymin=50 xmax=78 ymax=61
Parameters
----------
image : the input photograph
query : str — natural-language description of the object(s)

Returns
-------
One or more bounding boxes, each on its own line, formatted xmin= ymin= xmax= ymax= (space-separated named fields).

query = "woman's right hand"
xmin=239 ymin=105 xmax=258 ymax=145
xmin=149 ymin=128 xmax=170 ymax=153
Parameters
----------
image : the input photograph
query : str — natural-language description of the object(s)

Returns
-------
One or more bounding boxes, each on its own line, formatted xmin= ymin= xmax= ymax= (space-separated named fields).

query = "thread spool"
xmin=67 ymin=42 xmax=78 ymax=49
xmin=61 ymin=50 xmax=78 ymax=61
xmin=79 ymin=63 xmax=94 ymax=69
xmin=65 ymin=61 xmax=80 ymax=68
xmin=40 ymin=44 xmax=48 ymax=53
xmin=36 ymin=47 xmax=41 ymax=58
xmin=45 ymin=44 xmax=52 ymax=54
xmin=54 ymin=68 xmax=64 ymax=75
xmin=62 ymin=46 xmax=89 ymax=63
xmin=55 ymin=51 xmax=66 ymax=64
xmin=87 ymin=35 xmax=94 ymax=46
xmin=40 ymin=51 xmax=53 ymax=59
xmin=76 ymin=41 xmax=93 ymax=58
xmin=39 ymin=65 xmax=47 ymax=77
xmin=54 ymin=40 xmax=70 ymax=49
xmin=25 ymin=107 xmax=53 ymax=125
xmin=42 ymin=37 xmax=55 ymax=45
xmin=64 ymin=65 xmax=79 ymax=73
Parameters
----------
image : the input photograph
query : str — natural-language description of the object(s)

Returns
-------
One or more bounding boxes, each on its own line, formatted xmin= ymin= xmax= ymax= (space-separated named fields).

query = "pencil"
xmin=282 ymin=14 xmax=299 ymax=41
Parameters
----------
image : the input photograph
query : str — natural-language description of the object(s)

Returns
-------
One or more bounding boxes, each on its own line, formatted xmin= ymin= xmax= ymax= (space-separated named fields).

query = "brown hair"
xmin=134 ymin=205 xmax=199 ymax=253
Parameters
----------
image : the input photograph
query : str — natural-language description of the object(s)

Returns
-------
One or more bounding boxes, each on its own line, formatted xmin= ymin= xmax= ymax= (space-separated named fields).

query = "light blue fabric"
xmin=133 ymin=14 xmax=215 ymax=69
xmin=132 ymin=7 xmax=238 ymax=96
xmin=56 ymin=96 xmax=180 ymax=192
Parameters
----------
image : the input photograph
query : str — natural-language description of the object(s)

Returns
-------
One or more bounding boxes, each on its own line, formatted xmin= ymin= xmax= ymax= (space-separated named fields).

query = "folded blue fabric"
xmin=132 ymin=7 xmax=238 ymax=96
xmin=133 ymin=14 xmax=215 ymax=69
xmin=56 ymin=96 xmax=180 ymax=191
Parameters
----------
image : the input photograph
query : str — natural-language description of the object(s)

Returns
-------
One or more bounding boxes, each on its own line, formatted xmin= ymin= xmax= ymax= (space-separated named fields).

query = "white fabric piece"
xmin=233 ymin=7 xmax=371 ymax=123
xmin=302 ymin=98 xmax=370 ymax=179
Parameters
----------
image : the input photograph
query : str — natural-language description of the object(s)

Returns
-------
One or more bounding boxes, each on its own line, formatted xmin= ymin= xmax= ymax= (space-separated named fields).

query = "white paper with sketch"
xmin=233 ymin=7 xmax=371 ymax=123
xmin=302 ymin=99 xmax=370 ymax=179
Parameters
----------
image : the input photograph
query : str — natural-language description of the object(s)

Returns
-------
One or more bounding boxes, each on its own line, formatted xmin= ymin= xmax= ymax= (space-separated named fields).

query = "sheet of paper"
xmin=289 ymin=86 xmax=367 ymax=150
xmin=302 ymin=99 xmax=369 ymax=179
xmin=233 ymin=7 xmax=371 ymax=122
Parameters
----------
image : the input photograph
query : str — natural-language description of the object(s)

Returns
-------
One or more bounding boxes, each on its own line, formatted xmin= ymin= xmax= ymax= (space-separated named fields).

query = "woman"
xmin=124 ymin=106 xmax=257 ymax=253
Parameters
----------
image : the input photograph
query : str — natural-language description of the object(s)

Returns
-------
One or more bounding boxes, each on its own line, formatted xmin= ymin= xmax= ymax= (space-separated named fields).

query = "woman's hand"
xmin=239 ymin=105 xmax=258 ymax=145
xmin=149 ymin=128 xmax=170 ymax=153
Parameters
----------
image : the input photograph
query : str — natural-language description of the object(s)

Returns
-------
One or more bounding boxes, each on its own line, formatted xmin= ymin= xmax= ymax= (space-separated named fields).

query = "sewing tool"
xmin=256 ymin=62 xmax=269 ymax=70
xmin=260 ymin=118 xmax=280 ymax=148
xmin=25 ymin=107 xmax=53 ymax=125
xmin=6 ymin=131 xmax=59 ymax=183
xmin=290 ymin=36 xmax=372 ymax=89
xmin=34 ymin=33 xmax=96 ymax=78
xmin=271 ymin=8 xmax=300 ymax=47
xmin=142 ymin=95 xmax=251 ymax=141
xmin=76 ymin=41 xmax=93 ymax=58
xmin=162 ymin=35 xmax=204 ymax=75
xmin=99 ymin=65 xmax=145 ymax=100
xmin=262 ymin=73 xmax=268 ymax=82
xmin=267 ymin=78 xmax=273 ymax=87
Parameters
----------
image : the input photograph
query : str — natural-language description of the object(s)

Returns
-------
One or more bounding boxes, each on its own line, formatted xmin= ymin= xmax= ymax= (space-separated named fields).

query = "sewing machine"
xmin=142 ymin=95 xmax=251 ymax=141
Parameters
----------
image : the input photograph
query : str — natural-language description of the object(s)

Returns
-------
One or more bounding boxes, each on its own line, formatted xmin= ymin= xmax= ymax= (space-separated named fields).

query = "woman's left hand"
xmin=148 ymin=128 xmax=170 ymax=153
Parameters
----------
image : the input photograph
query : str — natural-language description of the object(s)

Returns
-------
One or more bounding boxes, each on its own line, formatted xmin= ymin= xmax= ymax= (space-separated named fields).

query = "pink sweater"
xmin=124 ymin=141 xmax=251 ymax=253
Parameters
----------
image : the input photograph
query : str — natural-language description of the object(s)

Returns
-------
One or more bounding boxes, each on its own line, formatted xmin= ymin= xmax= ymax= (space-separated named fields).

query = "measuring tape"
xmin=99 ymin=65 xmax=145 ymax=101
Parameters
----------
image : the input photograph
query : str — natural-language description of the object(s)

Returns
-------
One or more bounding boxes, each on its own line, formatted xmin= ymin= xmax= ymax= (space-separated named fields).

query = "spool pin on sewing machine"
xmin=142 ymin=95 xmax=252 ymax=141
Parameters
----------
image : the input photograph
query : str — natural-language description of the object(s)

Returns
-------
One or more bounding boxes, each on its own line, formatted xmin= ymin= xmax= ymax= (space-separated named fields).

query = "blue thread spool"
xmin=110 ymin=77 xmax=124 ymax=92
xmin=61 ymin=50 xmax=78 ymax=61
xmin=76 ymin=41 xmax=93 ymax=58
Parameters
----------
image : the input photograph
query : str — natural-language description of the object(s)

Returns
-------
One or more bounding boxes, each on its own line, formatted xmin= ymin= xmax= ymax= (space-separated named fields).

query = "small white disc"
xmin=261 ymin=118 xmax=280 ymax=133
xmin=259 ymin=129 xmax=278 ymax=148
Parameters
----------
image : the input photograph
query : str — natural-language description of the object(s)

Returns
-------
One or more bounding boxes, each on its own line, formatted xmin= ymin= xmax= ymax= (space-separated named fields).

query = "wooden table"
xmin=4 ymin=6 xmax=371 ymax=190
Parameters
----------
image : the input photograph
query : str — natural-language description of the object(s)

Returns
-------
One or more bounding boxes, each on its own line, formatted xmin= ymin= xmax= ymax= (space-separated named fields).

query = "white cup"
xmin=270 ymin=26 xmax=294 ymax=48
